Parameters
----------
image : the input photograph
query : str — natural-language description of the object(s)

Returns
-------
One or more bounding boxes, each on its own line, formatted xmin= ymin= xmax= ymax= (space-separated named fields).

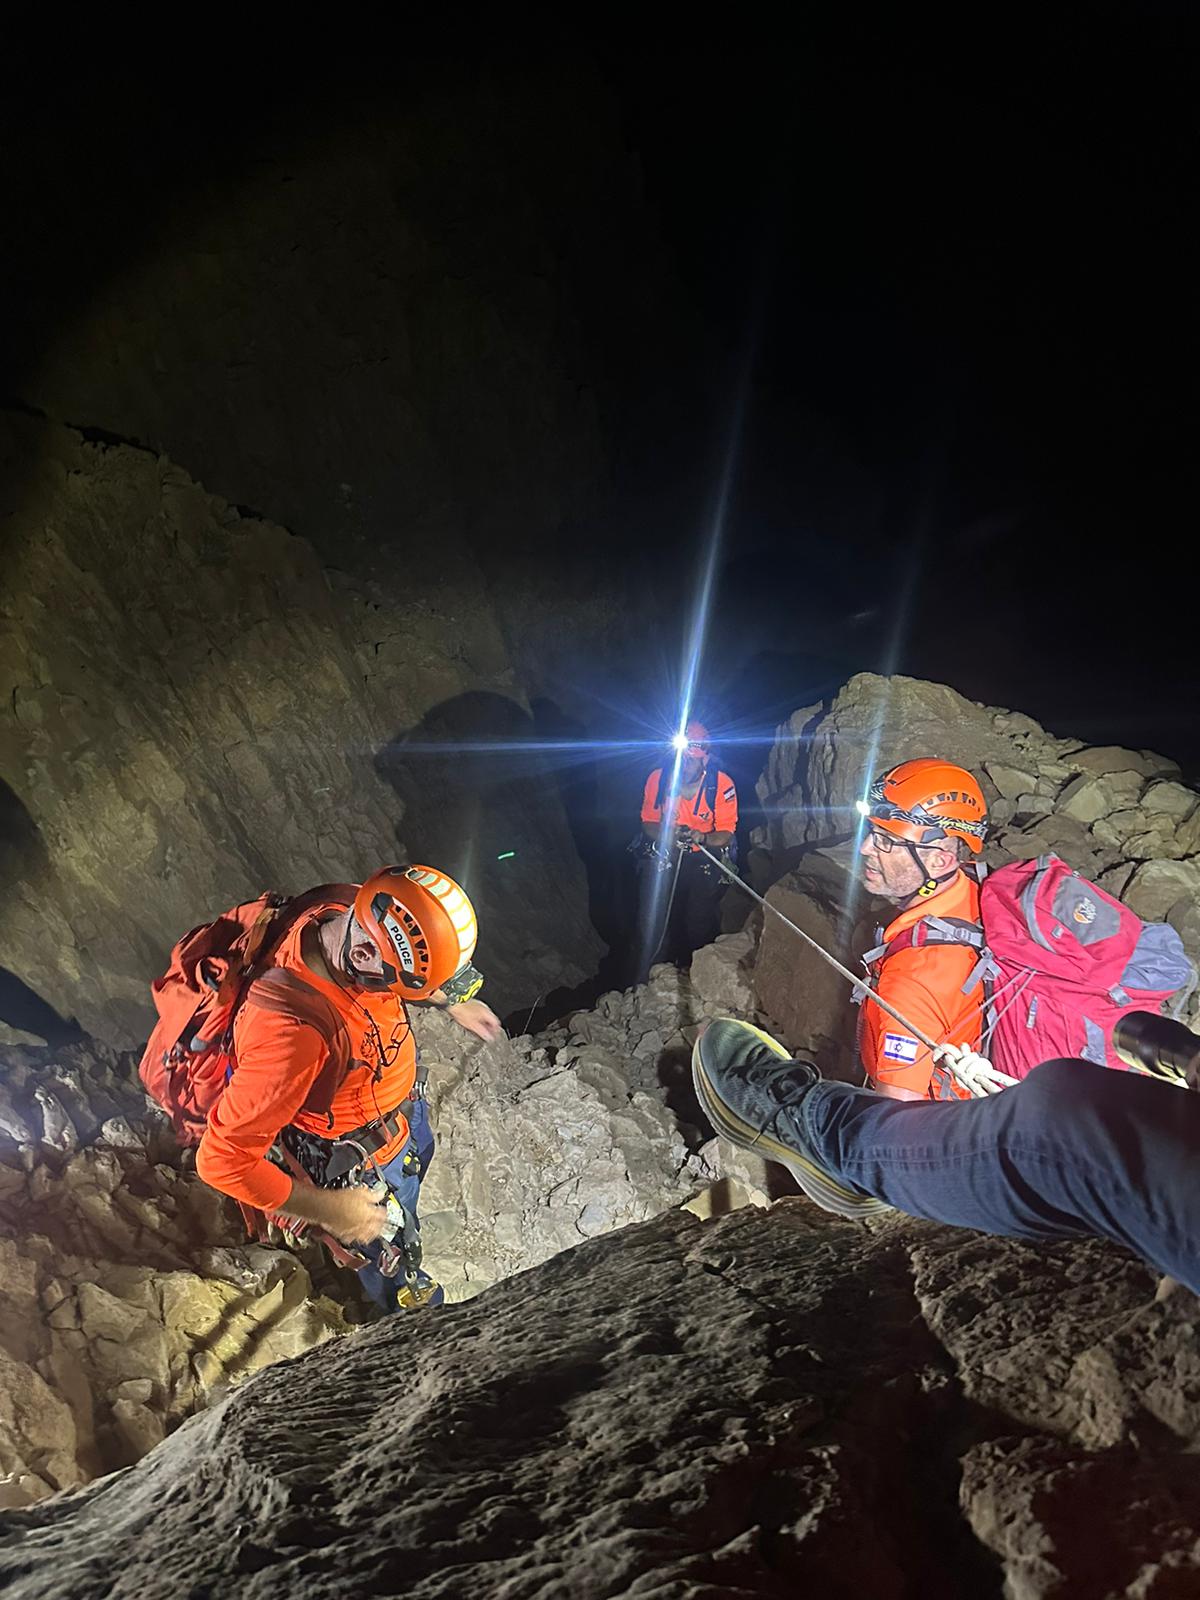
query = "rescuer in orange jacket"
xmin=855 ymin=759 xmax=989 ymax=1101
xmin=195 ymin=867 xmax=502 ymax=1310
xmin=634 ymin=721 xmax=738 ymax=983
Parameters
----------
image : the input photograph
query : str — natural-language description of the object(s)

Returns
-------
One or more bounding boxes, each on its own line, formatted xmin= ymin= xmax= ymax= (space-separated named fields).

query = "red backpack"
xmin=977 ymin=856 xmax=1195 ymax=1078
xmin=138 ymin=886 xmax=356 ymax=1146
xmin=874 ymin=854 xmax=1196 ymax=1081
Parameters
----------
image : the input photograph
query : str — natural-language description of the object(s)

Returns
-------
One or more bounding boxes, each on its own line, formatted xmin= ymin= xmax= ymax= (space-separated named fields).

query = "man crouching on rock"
xmin=142 ymin=866 xmax=502 ymax=1312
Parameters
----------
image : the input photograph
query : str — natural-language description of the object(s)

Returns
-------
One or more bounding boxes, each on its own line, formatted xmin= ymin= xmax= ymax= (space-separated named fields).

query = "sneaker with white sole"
xmin=692 ymin=1017 xmax=890 ymax=1220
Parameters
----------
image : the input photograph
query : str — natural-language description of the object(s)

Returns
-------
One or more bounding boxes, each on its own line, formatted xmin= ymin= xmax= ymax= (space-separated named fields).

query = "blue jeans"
xmin=356 ymin=1097 xmax=439 ymax=1313
xmin=802 ymin=1059 xmax=1200 ymax=1292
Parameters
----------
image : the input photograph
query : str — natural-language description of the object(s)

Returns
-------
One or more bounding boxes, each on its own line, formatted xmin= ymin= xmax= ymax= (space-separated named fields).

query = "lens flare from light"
xmin=635 ymin=329 xmax=756 ymax=977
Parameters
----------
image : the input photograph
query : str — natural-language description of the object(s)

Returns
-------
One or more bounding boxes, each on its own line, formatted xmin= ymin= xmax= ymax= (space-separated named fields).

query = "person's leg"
xmin=406 ymin=1094 xmax=435 ymax=1180
xmin=634 ymin=855 xmax=675 ymax=983
xmin=804 ymin=1058 xmax=1200 ymax=1286
xmin=679 ymin=859 xmax=723 ymax=961
xmin=694 ymin=1019 xmax=1200 ymax=1291
xmin=356 ymin=1105 xmax=441 ymax=1312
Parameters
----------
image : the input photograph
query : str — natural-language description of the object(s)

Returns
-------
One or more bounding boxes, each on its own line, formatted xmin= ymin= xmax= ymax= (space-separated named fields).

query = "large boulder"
xmin=754 ymin=672 xmax=1086 ymax=857
xmin=751 ymin=848 xmax=872 ymax=1078
xmin=687 ymin=929 xmax=757 ymax=1016
xmin=412 ymin=1010 xmax=697 ymax=1302
xmin=1 ymin=1201 xmax=1195 ymax=1597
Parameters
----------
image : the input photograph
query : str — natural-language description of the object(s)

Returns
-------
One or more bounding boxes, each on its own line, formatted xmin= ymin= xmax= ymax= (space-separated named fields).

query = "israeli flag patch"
xmin=882 ymin=1032 xmax=919 ymax=1064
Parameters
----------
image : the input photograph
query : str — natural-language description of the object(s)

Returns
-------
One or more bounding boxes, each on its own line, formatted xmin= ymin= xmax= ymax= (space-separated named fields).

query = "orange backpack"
xmin=138 ymin=886 xmax=356 ymax=1146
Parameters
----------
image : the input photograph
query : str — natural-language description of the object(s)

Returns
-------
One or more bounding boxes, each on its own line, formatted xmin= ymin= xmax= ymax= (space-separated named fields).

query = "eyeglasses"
xmin=864 ymin=829 xmax=899 ymax=854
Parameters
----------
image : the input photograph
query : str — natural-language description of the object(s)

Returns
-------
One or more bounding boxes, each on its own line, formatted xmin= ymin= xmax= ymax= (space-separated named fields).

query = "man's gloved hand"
xmin=932 ymin=1042 xmax=1019 ymax=1098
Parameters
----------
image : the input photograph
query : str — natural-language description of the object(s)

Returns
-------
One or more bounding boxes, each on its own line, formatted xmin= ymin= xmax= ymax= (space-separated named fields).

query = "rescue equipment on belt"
xmin=264 ymin=1059 xmax=432 ymax=1284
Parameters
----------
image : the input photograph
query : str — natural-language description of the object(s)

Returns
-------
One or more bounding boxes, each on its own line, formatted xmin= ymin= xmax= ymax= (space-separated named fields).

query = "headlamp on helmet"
xmin=675 ymin=719 xmax=710 ymax=761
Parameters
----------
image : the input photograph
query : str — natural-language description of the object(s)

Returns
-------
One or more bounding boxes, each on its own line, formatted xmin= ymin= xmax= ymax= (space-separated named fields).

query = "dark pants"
xmin=356 ymin=1097 xmax=441 ymax=1313
xmin=803 ymin=1058 xmax=1200 ymax=1292
xmin=635 ymin=853 xmax=725 ymax=983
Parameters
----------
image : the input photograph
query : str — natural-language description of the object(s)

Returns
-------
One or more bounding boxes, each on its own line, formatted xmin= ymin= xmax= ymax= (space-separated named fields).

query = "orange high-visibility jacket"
xmin=195 ymin=899 xmax=418 ymax=1209
xmin=858 ymin=870 xmax=984 ymax=1100
xmin=641 ymin=767 xmax=738 ymax=835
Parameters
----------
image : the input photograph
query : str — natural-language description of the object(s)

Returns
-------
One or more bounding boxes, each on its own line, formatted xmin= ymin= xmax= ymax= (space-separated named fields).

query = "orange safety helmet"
xmin=353 ymin=865 xmax=478 ymax=995
xmin=860 ymin=759 xmax=988 ymax=855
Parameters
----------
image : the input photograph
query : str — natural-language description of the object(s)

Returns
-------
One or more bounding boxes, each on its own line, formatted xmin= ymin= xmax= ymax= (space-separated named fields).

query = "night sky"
xmin=607 ymin=21 xmax=1197 ymax=768
xmin=3 ymin=24 xmax=1196 ymax=770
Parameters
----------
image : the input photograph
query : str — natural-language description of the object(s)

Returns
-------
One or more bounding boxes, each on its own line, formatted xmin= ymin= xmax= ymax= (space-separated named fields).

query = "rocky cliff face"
xmin=3 ymin=1200 xmax=1196 ymax=1598
xmin=2 ymin=65 xmax=687 ymax=1042
xmin=0 ymin=942 xmax=767 ymax=1506
xmin=11 ymin=67 xmax=675 ymax=699
xmin=0 ymin=411 xmax=601 ymax=1044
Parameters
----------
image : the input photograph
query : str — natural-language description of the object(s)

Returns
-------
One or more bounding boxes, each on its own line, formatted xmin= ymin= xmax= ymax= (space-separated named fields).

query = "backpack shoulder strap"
xmin=208 ymin=895 xmax=290 ymax=1010
xmin=654 ymin=767 xmax=667 ymax=812
xmin=704 ymin=767 xmax=719 ymax=819
xmin=870 ymin=915 xmax=986 ymax=964
xmin=242 ymin=967 xmax=354 ymax=1120
xmin=208 ymin=884 xmax=357 ymax=1007
xmin=922 ymin=915 xmax=987 ymax=947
